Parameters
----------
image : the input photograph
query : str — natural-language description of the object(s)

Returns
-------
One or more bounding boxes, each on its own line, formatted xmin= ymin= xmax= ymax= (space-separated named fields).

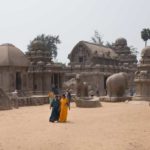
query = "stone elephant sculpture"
xmin=106 ymin=72 xmax=128 ymax=97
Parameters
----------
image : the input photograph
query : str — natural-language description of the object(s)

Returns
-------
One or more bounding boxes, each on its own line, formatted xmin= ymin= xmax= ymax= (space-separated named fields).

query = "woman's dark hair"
xmin=62 ymin=94 xmax=66 ymax=97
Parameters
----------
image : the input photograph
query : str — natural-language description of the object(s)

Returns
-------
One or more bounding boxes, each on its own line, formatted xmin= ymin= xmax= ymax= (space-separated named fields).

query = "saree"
xmin=49 ymin=98 xmax=60 ymax=122
xmin=59 ymin=97 xmax=69 ymax=122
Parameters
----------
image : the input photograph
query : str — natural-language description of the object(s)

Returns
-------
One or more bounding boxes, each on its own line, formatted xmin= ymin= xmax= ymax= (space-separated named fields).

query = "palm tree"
xmin=141 ymin=28 xmax=150 ymax=47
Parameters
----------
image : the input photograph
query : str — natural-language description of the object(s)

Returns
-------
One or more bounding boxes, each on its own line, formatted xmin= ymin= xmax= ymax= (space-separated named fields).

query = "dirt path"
xmin=0 ymin=102 xmax=150 ymax=150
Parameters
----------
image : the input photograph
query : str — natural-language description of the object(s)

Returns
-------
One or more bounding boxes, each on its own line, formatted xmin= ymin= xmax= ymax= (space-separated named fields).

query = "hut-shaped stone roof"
xmin=68 ymin=41 xmax=118 ymax=62
xmin=83 ymin=41 xmax=118 ymax=58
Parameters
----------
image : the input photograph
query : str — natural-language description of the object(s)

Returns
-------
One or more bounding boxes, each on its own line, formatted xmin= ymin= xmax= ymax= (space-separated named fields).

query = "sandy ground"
xmin=0 ymin=101 xmax=150 ymax=150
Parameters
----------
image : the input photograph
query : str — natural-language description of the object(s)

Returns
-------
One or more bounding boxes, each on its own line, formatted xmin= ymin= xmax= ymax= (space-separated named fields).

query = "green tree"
xmin=129 ymin=46 xmax=139 ymax=56
xmin=28 ymin=34 xmax=61 ymax=58
xmin=141 ymin=28 xmax=150 ymax=47
xmin=105 ymin=41 xmax=114 ymax=49
xmin=91 ymin=30 xmax=103 ymax=45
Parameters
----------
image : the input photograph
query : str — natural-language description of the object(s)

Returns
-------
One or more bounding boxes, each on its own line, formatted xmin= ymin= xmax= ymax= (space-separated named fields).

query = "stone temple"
xmin=0 ymin=44 xmax=29 ymax=93
xmin=65 ymin=38 xmax=137 ymax=96
xmin=26 ymin=40 xmax=64 ymax=95
xmin=0 ymin=37 xmax=137 ymax=104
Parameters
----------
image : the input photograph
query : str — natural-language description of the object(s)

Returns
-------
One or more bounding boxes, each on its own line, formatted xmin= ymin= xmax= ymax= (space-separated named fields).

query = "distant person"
xmin=96 ymin=90 xmax=100 ymax=96
xmin=11 ymin=89 xmax=18 ymax=108
xmin=49 ymin=95 xmax=60 ymax=123
xmin=48 ymin=91 xmax=54 ymax=105
xmin=52 ymin=85 xmax=59 ymax=95
xmin=130 ymin=88 xmax=134 ymax=96
xmin=66 ymin=89 xmax=72 ymax=109
xmin=59 ymin=94 xmax=69 ymax=122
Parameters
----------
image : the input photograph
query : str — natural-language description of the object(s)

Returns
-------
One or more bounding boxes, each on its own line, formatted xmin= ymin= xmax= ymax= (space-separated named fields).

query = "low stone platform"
xmin=132 ymin=96 xmax=150 ymax=101
xmin=100 ymin=96 xmax=131 ymax=102
xmin=17 ymin=95 xmax=49 ymax=107
xmin=75 ymin=97 xmax=101 ymax=108
xmin=127 ymin=100 xmax=150 ymax=105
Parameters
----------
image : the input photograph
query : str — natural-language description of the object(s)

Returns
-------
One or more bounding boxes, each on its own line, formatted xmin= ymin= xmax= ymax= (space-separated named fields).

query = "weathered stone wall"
xmin=17 ymin=96 xmax=49 ymax=106
xmin=0 ymin=67 xmax=28 ymax=93
xmin=0 ymin=68 xmax=9 ymax=92
xmin=0 ymin=88 xmax=11 ymax=110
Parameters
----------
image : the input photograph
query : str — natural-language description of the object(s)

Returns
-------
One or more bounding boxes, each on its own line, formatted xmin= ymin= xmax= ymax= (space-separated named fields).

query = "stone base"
xmin=17 ymin=95 xmax=49 ymax=106
xmin=75 ymin=97 xmax=101 ymax=108
xmin=100 ymin=96 xmax=131 ymax=102
xmin=0 ymin=106 xmax=12 ymax=110
xmin=127 ymin=100 xmax=150 ymax=105
xmin=0 ymin=95 xmax=49 ymax=110
xmin=132 ymin=96 xmax=150 ymax=101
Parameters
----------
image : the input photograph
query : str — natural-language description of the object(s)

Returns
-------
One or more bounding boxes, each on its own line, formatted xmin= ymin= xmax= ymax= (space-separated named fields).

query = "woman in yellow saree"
xmin=59 ymin=94 xmax=69 ymax=122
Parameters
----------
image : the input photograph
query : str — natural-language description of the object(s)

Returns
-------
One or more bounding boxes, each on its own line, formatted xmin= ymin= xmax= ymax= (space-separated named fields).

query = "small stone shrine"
xmin=75 ymin=74 xmax=101 ymax=108
xmin=76 ymin=74 xmax=89 ymax=97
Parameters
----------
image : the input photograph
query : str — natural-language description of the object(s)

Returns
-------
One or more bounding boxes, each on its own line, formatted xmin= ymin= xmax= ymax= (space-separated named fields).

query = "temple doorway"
xmin=51 ymin=73 xmax=61 ymax=94
xmin=104 ymin=76 xmax=109 ymax=95
xmin=16 ymin=72 xmax=22 ymax=90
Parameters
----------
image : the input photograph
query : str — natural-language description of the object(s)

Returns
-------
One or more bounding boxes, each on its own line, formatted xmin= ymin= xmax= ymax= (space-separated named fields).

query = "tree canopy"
xmin=91 ymin=30 xmax=104 ymax=45
xmin=141 ymin=28 xmax=150 ymax=47
xmin=129 ymin=46 xmax=139 ymax=56
xmin=28 ymin=34 xmax=61 ymax=58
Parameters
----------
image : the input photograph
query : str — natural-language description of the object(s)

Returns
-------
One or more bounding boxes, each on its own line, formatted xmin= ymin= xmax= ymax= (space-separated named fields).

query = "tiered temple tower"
xmin=26 ymin=40 xmax=64 ymax=95
xmin=113 ymin=37 xmax=137 ymax=68
xmin=113 ymin=38 xmax=137 ymax=92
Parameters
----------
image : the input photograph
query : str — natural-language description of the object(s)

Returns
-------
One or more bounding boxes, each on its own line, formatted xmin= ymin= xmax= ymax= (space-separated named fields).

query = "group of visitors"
xmin=48 ymin=90 xmax=71 ymax=123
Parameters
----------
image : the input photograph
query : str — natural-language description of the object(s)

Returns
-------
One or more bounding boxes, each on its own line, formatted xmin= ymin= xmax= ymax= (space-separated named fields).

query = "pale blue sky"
xmin=0 ymin=0 xmax=150 ymax=63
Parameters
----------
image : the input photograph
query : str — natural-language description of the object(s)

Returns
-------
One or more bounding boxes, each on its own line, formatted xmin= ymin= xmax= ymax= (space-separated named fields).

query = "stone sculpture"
xmin=76 ymin=74 xmax=89 ymax=97
xmin=75 ymin=74 xmax=100 ymax=107
xmin=106 ymin=72 xmax=128 ymax=101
